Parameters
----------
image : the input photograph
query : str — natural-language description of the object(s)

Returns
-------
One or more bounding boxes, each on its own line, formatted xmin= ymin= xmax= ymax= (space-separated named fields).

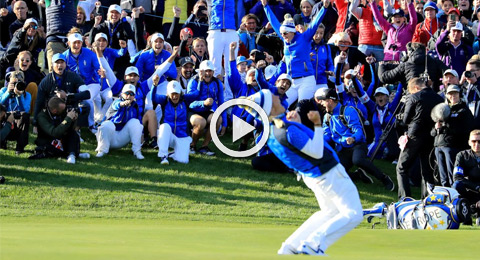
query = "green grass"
xmin=0 ymin=130 xmax=478 ymax=259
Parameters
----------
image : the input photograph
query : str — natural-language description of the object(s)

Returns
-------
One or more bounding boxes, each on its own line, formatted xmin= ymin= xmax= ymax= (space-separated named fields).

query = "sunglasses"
xmin=471 ymin=140 xmax=480 ymax=143
xmin=30 ymin=25 xmax=38 ymax=30
xmin=124 ymin=92 xmax=135 ymax=96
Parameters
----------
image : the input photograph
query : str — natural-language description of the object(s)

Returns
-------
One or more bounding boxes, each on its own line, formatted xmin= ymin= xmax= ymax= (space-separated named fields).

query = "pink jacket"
xmin=370 ymin=2 xmax=417 ymax=61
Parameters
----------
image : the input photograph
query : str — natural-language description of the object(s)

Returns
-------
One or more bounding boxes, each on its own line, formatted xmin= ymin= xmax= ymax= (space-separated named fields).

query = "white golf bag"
xmin=363 ymin=187 xmax=472 ymax=229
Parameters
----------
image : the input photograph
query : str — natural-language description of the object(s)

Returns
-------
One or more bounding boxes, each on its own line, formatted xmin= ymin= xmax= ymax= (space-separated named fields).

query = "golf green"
xmin=1 ymin=217 xmax=479 ymax=259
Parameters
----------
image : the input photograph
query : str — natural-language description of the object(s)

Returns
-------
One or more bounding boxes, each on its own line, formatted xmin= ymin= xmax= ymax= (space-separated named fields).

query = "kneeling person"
xmin=96 ymin=84 xmax=144 ymax=159
xmin=155 ymin=81 xmax=192 ymax=164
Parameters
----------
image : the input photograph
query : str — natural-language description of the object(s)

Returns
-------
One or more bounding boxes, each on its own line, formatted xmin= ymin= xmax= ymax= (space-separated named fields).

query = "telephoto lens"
xmin=465 ymin=71 xmax=473 ymax=78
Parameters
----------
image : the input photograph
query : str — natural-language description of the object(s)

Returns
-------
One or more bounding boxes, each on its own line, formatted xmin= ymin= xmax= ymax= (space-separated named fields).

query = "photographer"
xmin=0 ymin=70 xmax=31 ymax=154
xmin=30 ymin=96 xmax=89 ymax=164
xmin=34 ymin=53 xmax=91 ymax=129
xmin=436 ymin=21 xmax=473 ymax=76
xmin=0 ymin=105 xmax=15 ymax=145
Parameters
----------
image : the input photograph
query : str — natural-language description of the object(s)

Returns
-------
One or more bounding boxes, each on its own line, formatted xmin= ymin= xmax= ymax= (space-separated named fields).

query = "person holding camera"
xmin=34 ymin=53 xmax=91 ymax=129
xmin=31 ymin=96 xmax=89 ymax=164
xmin=183 ymin=0 xmax=209 ymax=39
xmin=0 ymin=104 xmax=15 ymax=143
xmin=436 ymin=21 xmax=473 ymax=77
xmin=0 ymin=70 xmax=30 ymax=154
xmin=462 ymin=58 xmax=480 ymax=129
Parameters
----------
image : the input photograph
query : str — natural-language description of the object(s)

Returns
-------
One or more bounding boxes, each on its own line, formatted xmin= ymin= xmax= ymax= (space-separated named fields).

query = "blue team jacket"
xmin=135 ymin=49 xmax=177 ymax=82
xmin=108 ymin=99 xmax=141 ymax=130
xmin=151 ymin=95 xmax=189 ymax=138
xmin=63 ymin=47 xmax=100 ymax=85
xmin=209 ymin=0 xmax=236 ymax=30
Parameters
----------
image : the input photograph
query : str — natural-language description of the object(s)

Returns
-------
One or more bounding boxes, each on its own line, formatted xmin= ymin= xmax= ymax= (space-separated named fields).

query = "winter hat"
xmin=280 ymin=14 xmax=296 ymax=34
xmin=423 ymin=2 xmax=438 ymax=13
xmin=244 ymin=89 xmax=273 ymax=116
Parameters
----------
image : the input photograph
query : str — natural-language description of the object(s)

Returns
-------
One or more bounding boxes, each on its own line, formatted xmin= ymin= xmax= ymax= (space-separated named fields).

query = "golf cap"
xmin=236 ymin=56 xmax=252 ymax=66
xmin=151 ymin=33 xmax=165 ymax=43
xmin=446 ymin=84 xmax=461 ymax=94
xmin=125 ymin=66 xmax=139 ymax=76
xmin=167 ymin=81 xmax=182 ymax=95
xmin=374 ymin=87 xmax=390 ymax=96
xmin=443 ymin=69 xmax=459 ymax=78
xmin=25 ymin=18 xmax=38 ymax=26
xmin=451 ymin=22 xmax=463 ymax=31
xmin=276 ymin=73 xmax=293 ymax=84
xmin=94 ymin=33 xmax=108 ymax=42
xmin=199 ymin=60 xmax=215 ymax=71
xmin=108 ymin=4 xmax=122 ymax=14
xmin=447 ymin=7 xmax=460 ymax=16
xmin=264 ymin=65 xmax=277 ymax=80
xmin=315 ymin=88 xmax=338 ymax=101
xmin=52 ymin=53 xmax=66 ymax=63
xmin=68 ymin=33 xmax=83 ymax=43
xmin=179 ymin=57 xmax=194 ymax=67
xmin=245 ymin=89 xmax=273 ymax=116
xmin=393 ymin=9 xmax=405 ymax=17
xmin=180 ymin=27 xmax=193 ymax=38
xmin=122 ymin=84 xmax=136 ymax=94
xmin=246 ymin=68 xmax=256 ymax=78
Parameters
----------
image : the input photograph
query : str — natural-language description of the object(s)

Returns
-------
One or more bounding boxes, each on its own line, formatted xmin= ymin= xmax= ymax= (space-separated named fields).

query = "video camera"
xmin=65 ymin=93 xmax=83 ymax=114
xmin=9 ymin=81 xmax=27 ymax=98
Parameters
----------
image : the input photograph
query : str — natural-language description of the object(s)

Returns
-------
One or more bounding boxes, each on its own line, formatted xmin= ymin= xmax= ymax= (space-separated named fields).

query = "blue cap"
xmin=236 ymin=56 xmax=252 ymax=66
xmin=52 ymin=53 xmax=66 ymax=63
xmin=393 ymin=9 xmax=405 ymax=17
xmin=423 ymin=2 xmax=438 ymax=13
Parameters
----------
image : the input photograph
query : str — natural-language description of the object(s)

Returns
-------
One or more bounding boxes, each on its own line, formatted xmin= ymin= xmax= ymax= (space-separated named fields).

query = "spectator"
xmin=76 ymin=5 xmax=93 ymax=36
xmin=238 ymin=13 xmax=261 ymax=53
xmin=186 ymin=60 xmax=227 ymax=155
xmin=0 ymin=18 xmax=45 ymax=77
xmin=177 ymin=56 xmax=196 ymax=91
xmin=154 ymin=81 xmax=193 ymax=164
xmin=371 ymin=0 xmax=417 ymax=61
xmin=9 ymin=0 xmax=28 ymax=39
xmin=462 ymin=58 xmax=480 ymax=129
xmin=178 ymin=27 xmax=194 ymax=58
xmin=412 ymin=2 xmax=443 ymax=47
xmin=183 ymin=0 xmax=209 ymax=39
xmin=0 ymin=70 xmax=30 ymax=154
xmin=255 ymin=22 xmax=284 ymax=63
xmin=30 ymin=96 xmax=89 ymax=164
xmin=318 ymin=88 xmax=395 ymax=191
xmin=34 ymin=53 xmax=91 ymax=129
xmin=453 ymin=129 xmax=480 ymax=221
xmin=250 ymin=0 xmax=296 ymax=27
xmin=431 ymin=84 xmax=474 ymax=187
xmin=261 ymin=0 xmax=326 ymax=106
xmin=428 ymin=7 xmax=475 ymax=51
xmin=190 ymin=37 xmax=209 ymax=70
xmin=350 ymin=0 xmax=385 ymax=61
xmin=293 ymin=0 xmax=315 ymax=33
xmin=436 ymin=21 xmax=473 ymax=76
xmin=396 ymin=77 xmax=444 ymax=198
xmin=95 ymin=84 xmax=145 ymax=160
xmin=310 ymin=23 xmax=333 ymax=90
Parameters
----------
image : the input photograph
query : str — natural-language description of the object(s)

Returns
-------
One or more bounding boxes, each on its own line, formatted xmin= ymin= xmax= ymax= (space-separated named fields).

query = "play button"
xmin=210 ymin=98 xmax=270 ymax=158
xmin=232 ymin=114 xmax=256 ymax=143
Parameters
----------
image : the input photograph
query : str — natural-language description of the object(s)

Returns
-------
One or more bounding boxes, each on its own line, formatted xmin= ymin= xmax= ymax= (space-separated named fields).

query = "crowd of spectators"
xmin=1 ymin=0 xmax=480 ymax=219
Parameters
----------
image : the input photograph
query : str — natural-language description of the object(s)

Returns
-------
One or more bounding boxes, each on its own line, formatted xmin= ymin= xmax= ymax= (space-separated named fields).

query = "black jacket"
xmin=454 ymin=149 xmax=480 ymax=189
xmin=379 ymin=44 xmax=447 ymax=91
xmin=465 ymin=83 xmax=480 ymax=129
xmin=295 ymin=97 xmax=325 ymax=130
xmin=34 ymin=71 xmax=90 ymax=125
xmin=330 ymin=46 xmax=371 ymax=82
xmin=431 ymin=101 xmax=474 ymax=149
xmin=403 ymin=87 xmax=444 ymax=139
xmin=0 ymin=28 xmax=46 ymax=68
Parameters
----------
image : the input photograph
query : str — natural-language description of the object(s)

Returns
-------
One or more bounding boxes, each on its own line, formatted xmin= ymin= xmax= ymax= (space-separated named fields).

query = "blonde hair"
xmin=333 ymin=32 xmax=352 ymax=46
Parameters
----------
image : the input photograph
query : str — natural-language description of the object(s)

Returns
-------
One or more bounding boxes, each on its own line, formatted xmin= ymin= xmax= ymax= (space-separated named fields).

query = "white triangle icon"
xmin=232 ymin=115 xmax=256 ymax=143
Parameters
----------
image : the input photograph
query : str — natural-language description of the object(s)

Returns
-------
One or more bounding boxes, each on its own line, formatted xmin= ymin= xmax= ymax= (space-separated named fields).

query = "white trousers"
xmin=157 ymin=123 xmax=192 ymax=163
xmin=281 ymin=164 xmax=363 ymax=253
xmin=93 ymin=88 xmax=113 ymax=123
xmin=285 ymin=75 xmax=317 ymax=106
xmin=96 ymin=119 xmax=143 ymax=154
xmin=206 ymin=30 xmax=239 ymax=78
xmin=79 ymin=83 xmax=101 ymax=126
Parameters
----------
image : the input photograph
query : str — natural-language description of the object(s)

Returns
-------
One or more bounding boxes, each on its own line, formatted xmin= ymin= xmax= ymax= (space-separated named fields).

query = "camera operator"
xmin=0 ymin=105 xmax=15 ymax=144
xmin=0 ymin=70 xmax=30 ymax=154
xmin=33 ymin=53 xmax=91 ymax=130
xmin=30 ymin=96 xmax=89 ymax=164
xmin=461 ymin=58 xmax=480 ymax=129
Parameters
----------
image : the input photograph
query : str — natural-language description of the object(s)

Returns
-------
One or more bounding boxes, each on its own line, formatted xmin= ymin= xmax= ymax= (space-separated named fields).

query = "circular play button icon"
xmin=210 ymin=98 xmax=270 ymax=157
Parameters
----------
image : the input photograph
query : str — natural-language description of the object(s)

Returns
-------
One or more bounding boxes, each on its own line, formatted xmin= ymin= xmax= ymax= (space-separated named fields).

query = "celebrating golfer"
xmin=244 ymin=89 xmax=363 ymax=255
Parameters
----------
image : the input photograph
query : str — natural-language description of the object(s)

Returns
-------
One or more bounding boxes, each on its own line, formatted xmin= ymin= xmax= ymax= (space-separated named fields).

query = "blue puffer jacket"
xmin=135 ymin=49 xmax=177 ymax=82
xmin=185 ymin=75 xmax=227 ymax=127
xmin=311 ymin=40 xmax=333 ymax=85
xmin=209 ymin=0 xmax=236 ymax=30
xmin=63 ymin=47 xmax=100 ymax=85
xmin=152 ymin=95 xmax=189 ymax=138
xmin=0 ymin=88 xmax=31 ymax=113
xmin=108 ymin=99 xmax=141 ymax=131
xmin=323 ymin=103 xmax=366 ymax=151
xmin=264 ymin=5 xmax=325 ymax=78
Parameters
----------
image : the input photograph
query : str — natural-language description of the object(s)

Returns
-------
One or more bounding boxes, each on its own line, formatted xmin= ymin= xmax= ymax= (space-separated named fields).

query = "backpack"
xmin=324 ymin=105 xmax=367 ymax=139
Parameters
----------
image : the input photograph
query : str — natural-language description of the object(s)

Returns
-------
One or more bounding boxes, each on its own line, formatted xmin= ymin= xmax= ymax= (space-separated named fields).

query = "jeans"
xmin=435 ymin=146 xmax=459 ymax=187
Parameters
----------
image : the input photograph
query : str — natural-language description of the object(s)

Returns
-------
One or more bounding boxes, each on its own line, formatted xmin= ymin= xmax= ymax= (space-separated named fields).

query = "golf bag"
xmin=363 ymin=187 xmax=472 ymax=229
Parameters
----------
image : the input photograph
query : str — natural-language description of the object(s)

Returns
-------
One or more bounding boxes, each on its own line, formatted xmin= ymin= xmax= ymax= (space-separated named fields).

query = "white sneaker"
xmin=297 ymin=241 xmax=326 ymax=256
xmin=277 ymin=243 xmax=297 ymax=255
xmin=160 ymin=156 xmax=169 ymax=165
xmin=79 ymin=153 xmax=90 ymax=159
xmin=67 ymin=154 xmax=76 ymax=164
xmin=96 ymin=152 xmax=105 ymax=158
xmin=135 ymin=152 xmax=144 ymax=160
